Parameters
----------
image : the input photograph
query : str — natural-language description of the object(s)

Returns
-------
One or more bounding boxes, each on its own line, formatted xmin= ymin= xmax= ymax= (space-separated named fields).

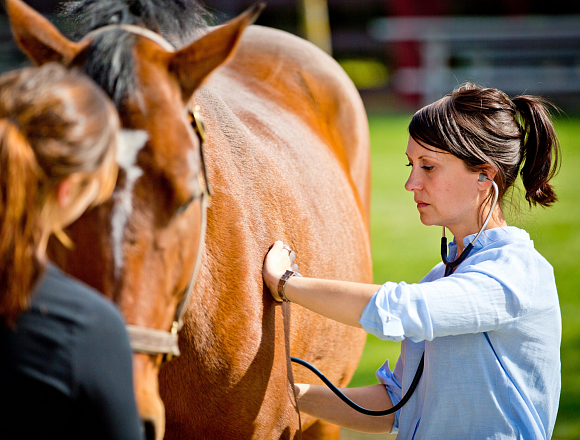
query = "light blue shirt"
xmin=359 ymin=227 xmax=561 ymax=439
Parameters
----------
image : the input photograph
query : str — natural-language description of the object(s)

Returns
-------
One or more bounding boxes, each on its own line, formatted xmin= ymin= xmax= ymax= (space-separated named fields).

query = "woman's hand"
xmin=263 ymin=241 xmax=299 ymax=301
xmin=263 ymin=242 xmax=379 ymax=325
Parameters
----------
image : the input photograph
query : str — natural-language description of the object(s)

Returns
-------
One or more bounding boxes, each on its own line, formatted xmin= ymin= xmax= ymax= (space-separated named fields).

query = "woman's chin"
xmin=418 ymin=214 xmax=437 ymax=227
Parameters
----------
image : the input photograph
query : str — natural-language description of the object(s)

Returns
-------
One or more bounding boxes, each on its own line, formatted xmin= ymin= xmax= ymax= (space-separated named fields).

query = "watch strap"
xmin=277 ymin=270 xmax=297 ymax=302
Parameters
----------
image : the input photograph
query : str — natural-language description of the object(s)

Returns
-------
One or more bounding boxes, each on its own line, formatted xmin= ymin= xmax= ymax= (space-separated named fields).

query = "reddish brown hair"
xmin=0 ymin=63 xmax=119 ymax=323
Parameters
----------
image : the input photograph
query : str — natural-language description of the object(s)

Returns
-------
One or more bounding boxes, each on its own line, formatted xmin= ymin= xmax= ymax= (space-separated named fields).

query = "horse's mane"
xmin=61 ymin=0 xmax=211 ymax=46
xmin=59 ymin=0 xmax=212 ymax=106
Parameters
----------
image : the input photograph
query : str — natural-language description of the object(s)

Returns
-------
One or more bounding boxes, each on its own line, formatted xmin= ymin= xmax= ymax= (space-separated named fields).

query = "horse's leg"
xmin=301 ymin=420 xmax=341 ymax=440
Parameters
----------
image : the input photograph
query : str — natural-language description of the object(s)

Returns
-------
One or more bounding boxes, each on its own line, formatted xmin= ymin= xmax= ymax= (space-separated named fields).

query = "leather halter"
xmin=83 ymin=24 xmax=211 ymax=362
xmin=125 ymin=105 xmax=211 ymax=362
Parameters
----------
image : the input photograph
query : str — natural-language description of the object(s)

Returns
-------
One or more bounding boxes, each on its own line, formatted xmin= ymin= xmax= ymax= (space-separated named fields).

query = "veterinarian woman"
xmin=263 ymin=83 xmax=561 ymax=439
xmin=0 ymin=64 xmax=143 ymax=439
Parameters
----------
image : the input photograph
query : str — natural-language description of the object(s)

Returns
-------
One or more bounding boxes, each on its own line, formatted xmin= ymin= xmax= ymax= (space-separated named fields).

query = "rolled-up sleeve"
xmin=376 ymin=359 xmax=401 ymax=434
xmin=359 ymin=281 xmax=434 ymax=342
xmin=358 ymin=254 xmax=534 ymax=342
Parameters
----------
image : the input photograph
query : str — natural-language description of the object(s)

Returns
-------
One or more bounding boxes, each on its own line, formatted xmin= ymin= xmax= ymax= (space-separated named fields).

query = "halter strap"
xmin=83 ymin=24 xmax=176 ymax=52
xmin=82 ymin=21 xmax=208 ymax=362
xmin=125 ymin=106 xmax=211 ymax=362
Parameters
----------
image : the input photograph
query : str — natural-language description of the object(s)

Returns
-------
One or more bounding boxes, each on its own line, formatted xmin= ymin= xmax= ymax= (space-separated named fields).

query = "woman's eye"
xmin=422 ymin=165 xmax=434 ymax=171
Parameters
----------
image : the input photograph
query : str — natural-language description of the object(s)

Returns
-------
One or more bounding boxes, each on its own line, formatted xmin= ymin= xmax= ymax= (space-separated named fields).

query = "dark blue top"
xmin=0 ymin=263 xmax=143 ymax=440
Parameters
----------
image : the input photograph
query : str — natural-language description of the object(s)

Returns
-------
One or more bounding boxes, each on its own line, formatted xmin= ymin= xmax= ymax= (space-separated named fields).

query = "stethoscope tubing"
xmin=290 ymin=354 xmax=424 ymax=416
xmin=442 ymin=175 xmax=499 ymax=271
xmin=291 ymin=175 xmax=499 ymax=416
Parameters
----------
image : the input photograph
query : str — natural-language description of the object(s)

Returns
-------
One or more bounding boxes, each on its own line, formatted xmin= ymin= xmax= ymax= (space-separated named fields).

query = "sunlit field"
xmin=345 ymin=114 xmax=580 ymax=439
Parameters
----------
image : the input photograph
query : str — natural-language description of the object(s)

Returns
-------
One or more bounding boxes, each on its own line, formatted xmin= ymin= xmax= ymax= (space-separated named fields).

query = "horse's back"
xmin=160 ymin=25 xmax=371 ymax=439
xmin=221 ymin=25 xmax=371 ymax=219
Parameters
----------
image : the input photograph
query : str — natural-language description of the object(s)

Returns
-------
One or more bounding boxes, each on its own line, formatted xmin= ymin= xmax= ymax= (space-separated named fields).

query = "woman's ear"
xmin=477 ymin=165 xmax=497 ymax=184
xmin=56 ymin=177 xmax=73 ymax=209
xmin=56 ymin=174 xmax=86 ymax=209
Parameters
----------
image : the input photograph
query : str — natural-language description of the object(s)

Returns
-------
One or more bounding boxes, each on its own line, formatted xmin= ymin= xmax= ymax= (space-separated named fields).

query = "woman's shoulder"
xmin=3 ymin=264 xmax=129 ymax=398
xmin=477 ymin=226 xmax=552 ymax=268
xmin=468 ymin=227 xmax=557 ymax=309
xmin=33 ymin=263 xmax=126 ymax=330
xmin=37 ymin=264 xmax=133 ymax=373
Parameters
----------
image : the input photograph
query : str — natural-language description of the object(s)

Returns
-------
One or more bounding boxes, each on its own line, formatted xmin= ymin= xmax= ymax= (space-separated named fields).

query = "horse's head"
xmin=4 ymin=0 xmax=262 ymax=438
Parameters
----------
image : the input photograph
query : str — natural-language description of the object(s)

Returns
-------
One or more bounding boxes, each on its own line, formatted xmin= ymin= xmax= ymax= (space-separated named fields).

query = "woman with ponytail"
xmin=263 ymin=83 xmax=561 ymax=439
xmin=0 ymin=64 xmax=143 ymax=440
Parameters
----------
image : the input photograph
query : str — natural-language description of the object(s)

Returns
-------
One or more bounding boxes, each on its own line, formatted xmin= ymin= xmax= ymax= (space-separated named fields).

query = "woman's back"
xmin=0 ymin=264 xmax=142 ymax=440
xmin=0 ymin=63 xmax=142 ymax=439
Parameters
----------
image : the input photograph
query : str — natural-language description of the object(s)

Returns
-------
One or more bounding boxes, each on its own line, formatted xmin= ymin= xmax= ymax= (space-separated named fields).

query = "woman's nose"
xmin=404 ymin=170 xmax=421 ymax=192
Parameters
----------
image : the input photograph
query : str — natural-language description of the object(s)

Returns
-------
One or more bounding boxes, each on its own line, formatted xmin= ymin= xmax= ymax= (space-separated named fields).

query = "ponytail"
xmin=0 ymin=118 xmax=44 ymax=324
xmin=0 ymin=64 xmax=119 ymax=325
xmin=512 ymin=95 xmax=561 ymax=207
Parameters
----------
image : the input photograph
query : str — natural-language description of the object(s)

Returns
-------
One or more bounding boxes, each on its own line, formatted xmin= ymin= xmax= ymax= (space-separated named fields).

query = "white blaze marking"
xmin=111 ymin=129 xmax=149 ymax=276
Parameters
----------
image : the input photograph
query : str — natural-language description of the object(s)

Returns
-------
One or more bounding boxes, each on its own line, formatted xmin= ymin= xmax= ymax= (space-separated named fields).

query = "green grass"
xmin=348 ymin=114 xmax=580 ymax=438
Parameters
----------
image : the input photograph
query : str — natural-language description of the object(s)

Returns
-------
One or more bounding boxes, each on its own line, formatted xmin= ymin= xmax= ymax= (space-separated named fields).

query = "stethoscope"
xmin=291 ymin=173 xmax=499 ymax=416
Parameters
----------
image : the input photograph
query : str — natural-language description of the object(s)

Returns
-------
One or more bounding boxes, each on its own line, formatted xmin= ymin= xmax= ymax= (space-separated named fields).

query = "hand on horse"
xmin=263 ymin=242 xmax=380 ymax=326
xmin=263 ymin=241 xmax=299 ymax=302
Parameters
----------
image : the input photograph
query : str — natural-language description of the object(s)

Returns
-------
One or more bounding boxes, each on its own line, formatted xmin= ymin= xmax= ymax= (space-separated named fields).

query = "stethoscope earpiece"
xmin=478 ymin=173 xmax=488 ymax=182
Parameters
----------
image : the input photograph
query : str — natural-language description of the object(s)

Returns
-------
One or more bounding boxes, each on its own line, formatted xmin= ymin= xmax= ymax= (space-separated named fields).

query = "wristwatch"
xmin=277 ymin=270 xmax=298 ymax=302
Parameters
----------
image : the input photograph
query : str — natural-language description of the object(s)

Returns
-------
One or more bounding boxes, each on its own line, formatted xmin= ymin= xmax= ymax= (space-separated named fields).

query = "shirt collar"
xmin=448 ymin=226 xmax=531 ymax=258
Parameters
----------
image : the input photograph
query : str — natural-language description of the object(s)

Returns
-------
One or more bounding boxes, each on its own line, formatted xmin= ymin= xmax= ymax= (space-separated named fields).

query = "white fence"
xmin=369 ymin=15 xmax=580 ymax=105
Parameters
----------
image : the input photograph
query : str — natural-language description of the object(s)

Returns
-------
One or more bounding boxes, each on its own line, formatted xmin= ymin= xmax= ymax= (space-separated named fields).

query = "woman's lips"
xmin=416 ymin=202 xmax=429 ymax=208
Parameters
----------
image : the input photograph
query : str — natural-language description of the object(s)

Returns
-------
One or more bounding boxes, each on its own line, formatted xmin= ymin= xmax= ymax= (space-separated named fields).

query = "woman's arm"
xmin=295 ymin=383 xmax=395 ymax=433
xmin=263 ymin=241 xmax=381 ymax=327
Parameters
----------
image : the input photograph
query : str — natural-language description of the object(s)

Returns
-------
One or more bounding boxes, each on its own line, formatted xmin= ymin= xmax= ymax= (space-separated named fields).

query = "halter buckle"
xmin=165 ymin=321 xmax=180 ymax=362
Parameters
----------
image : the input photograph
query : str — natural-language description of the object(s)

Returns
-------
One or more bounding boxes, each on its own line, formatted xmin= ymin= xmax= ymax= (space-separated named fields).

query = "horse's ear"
xmin=4 ymin=0 xmax=89 ymax=66
xmin=169 ymin=2 xmax=265 ymax=102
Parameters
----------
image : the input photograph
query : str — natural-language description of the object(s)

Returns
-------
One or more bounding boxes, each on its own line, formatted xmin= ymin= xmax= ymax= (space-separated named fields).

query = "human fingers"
xmin=263 ymin=241 xmax=293 ymax=294
xmin=281 ymin=243 xmax=297 ymax=263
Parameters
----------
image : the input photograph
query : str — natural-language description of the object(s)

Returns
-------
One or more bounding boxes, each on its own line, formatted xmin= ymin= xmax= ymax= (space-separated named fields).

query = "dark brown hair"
xmin=0 ymin=63 xmax=119 ymax=324
xmin=409 ymin=83 xmax=560 ymax=208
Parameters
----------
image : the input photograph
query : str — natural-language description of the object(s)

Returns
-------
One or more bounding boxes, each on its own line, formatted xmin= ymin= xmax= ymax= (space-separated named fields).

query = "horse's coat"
xmin=5 ymin=1 xmax=373 ymax=439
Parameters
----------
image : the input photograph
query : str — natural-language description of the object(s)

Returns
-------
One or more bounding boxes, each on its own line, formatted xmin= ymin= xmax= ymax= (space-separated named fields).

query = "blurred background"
xmin=3 ymin=0 xmax=580 ymax=114
xmin=2 ymin=1 xmax=579 ymax=438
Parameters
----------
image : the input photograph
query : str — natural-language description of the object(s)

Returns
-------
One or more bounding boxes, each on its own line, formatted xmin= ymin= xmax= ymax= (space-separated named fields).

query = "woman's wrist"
xmin=262 ymin=241 xmax=301 ymax=302
xmin=294 ymin=383 xmax=309 ymax=399
xmin=264 ymin=270 xmax=285 ymax=296
xmin=277 ymin=270 xmax=302 ymax=302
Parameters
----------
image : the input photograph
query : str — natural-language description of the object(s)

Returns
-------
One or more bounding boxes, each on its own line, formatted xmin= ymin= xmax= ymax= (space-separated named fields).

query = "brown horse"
xmin=5 ymin=0 xmax=372 ymax=439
